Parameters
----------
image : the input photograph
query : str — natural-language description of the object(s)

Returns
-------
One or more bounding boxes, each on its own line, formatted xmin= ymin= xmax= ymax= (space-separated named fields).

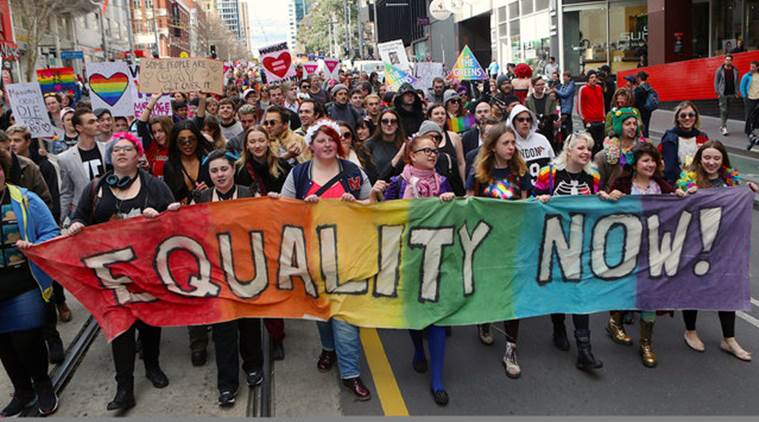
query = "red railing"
xmin=617 ymin=51 xmax=759 ymax=102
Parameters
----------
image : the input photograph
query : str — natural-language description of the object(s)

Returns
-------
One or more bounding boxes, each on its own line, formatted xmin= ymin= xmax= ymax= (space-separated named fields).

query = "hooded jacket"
xmin=507 ymin=104 xmax=556 ymax=181
xmin=660 ymin=126 xmax=709 ymax=183
xmin=393 ymin=83 xmax=425 ymax=137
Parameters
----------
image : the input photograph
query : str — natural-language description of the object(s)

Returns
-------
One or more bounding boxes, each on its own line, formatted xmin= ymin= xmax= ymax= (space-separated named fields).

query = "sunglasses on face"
xmin=679 ymin=112 xmax=696 ymax=119
xmin=262 ymin=119 xmax=280 ymax=126
xmin=341 ymin=132 xmax=352 ymax=140
xmin=301 ymin=85 xmax=310 ymax=90
xmin=429 ymin=134 xmax=443 ymax=141
xmin=413 ymin=148 xmax=439 ymax=156
xmin=516 ymin=117 xmax=532 ymax=123
xmin=381 ymin=118 xmax=398 ymax=125
xmin=177 ymin=137 xmax=196 ymax=146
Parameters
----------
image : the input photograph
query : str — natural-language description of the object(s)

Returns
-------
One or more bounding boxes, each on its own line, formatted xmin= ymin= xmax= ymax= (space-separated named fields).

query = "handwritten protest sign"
xmin=449 ymin=45 xmax=487 ymax=81
xmin=414 ymin=62 xmax=443 ymax=90
xmin=139 ymin=58 xmax=224 ymax=95
xmin=25 ymin=188 xmax=752 ymax=341
xmin=87 ymin=61 xmax=133 ymax=117
xmin=129 ymin=65 xmax=172 ymax=119
xmin=258 ymin=42 xmax=295 ymax=82
xmin=7 ymin=83 xmax=55 ymax=138
xmin=379 ymin=39 xmax=411 ymax=71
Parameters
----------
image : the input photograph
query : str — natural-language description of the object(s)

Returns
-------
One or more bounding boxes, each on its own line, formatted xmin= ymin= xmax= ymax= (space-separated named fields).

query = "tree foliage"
xmin=297 ymin=0 xmax=359 ymax=57
xmin=12 ymin=0 xmax=60 ymax=81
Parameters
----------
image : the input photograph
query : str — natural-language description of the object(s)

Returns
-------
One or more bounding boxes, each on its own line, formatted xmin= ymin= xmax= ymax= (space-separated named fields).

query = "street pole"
xmin=98 ymin=11 xmax=109 ymax=61
xmin=152 ymin=0 xmax=160 ymax=57
xmin=345 ymin=0 xmax=351 ymax=58
xmin=357 ymin=2 xmax=364 ymax=58
xmin=51 ymin=16 xmax=62 ymax=67
xmin=125 ymin=0 xmax=136 ymax=62
xmin=372 ymin=0 xmax=379 ymax=58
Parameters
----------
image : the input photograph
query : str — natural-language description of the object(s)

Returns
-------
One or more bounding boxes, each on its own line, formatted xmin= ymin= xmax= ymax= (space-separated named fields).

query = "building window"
xmin=498 ymin=6 xmax=507 ymax=22
xmin=520 ymin=0 xmax=533 ymax=15
xmin=145 ymin=0 xmax=152 ymax=8
xmin=133 ymin=0 xmax=141 ymax=8
xmin=535 ymin=0 xmax=550 ymax=11
xmin=508 ymin=1 xmax=519 ymax=19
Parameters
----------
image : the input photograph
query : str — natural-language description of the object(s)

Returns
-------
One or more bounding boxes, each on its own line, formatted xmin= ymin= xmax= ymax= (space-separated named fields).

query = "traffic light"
xmin=210 ymin=45 xmax=217 ymax=59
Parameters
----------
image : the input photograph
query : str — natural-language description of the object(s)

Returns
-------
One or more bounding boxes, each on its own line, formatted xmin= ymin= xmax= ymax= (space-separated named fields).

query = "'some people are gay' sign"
xmin=138 ymin=58 xmax=225 ymax=96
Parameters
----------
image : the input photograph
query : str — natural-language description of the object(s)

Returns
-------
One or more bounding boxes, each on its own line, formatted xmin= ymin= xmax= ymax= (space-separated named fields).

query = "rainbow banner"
xmin=24 ymin=188 xmax=752 ymax=341
xmin=384 ymin=63 xmax=418 ymax=91
xmin=449 ymin=114 xmax=476 ymax=133
xmin=448 ymin=45 xmax=487 ymax=81
xmin=36 ymin=67 xmax=81 ymax=100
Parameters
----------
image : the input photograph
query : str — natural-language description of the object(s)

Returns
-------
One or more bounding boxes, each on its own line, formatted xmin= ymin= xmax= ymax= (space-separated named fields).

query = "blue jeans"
xmin=316 ymin=319 xmax=361 ymax=379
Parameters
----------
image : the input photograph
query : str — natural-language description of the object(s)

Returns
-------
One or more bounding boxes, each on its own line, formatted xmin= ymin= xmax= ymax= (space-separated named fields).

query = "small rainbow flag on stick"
xmin=449 ymin=114 xmax=476 ymax=133
xmin=36 ymin=67 xmax=80 ymax=100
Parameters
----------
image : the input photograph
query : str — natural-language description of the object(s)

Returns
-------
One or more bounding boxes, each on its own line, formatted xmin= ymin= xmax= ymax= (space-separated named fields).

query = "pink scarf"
xmin=401 ymin=164 xmax=441 ymax=199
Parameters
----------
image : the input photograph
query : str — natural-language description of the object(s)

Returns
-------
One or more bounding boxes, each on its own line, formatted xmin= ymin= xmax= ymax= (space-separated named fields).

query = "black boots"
xmin=575 ymin=329 xmax=603 ymax=370
xmin=552 ymin=323 xmax=570 ymax=351
xmin=107 ymin=379 xmax=135 ymax=411
xmin=34 ymin=379 xmax=58 ymax=416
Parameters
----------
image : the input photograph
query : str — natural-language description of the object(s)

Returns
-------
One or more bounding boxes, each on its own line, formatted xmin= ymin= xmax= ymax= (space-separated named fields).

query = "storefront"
xmin=493 ymin=0 xmax=556 ymax=71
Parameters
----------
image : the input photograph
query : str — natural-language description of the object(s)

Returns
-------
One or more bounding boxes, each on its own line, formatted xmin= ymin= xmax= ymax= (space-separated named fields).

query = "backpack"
xmin=643 ymin=86 xmax=660 ymax=112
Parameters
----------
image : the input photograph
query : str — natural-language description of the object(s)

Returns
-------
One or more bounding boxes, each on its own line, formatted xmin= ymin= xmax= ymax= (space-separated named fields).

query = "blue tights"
xmin=408 ymin=326 xmax=446 ymax=392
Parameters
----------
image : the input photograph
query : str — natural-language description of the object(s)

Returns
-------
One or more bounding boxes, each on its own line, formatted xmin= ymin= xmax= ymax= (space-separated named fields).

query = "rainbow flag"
xmin=24 ymin=188 xmax=752 ymax=340
xmin=36 ymin=67 xmax=80 ymax=100
xmin=384 ymin=63 xmax=417 ymax=91
xmin=449 ymin=114 xmax=476 ymax=133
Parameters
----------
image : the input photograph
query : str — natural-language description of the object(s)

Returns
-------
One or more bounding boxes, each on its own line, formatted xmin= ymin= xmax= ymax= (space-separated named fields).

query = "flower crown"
xmin=304 ymin=119 xmax=342 ymax=145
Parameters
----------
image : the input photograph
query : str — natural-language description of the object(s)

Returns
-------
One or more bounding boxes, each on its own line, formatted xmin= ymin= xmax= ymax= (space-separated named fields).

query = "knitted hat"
xmin=611 ymin=107 xmax=641 ymax=138
xmin=330 ymin=83 xmax=349 ymax=97
xmin=443 ymin=89 xmax=460 ymax=104
xmin=417 ymin=120 xmax=443 ymax=137
xmin=496 ymin=74 xmax=510 ymax=89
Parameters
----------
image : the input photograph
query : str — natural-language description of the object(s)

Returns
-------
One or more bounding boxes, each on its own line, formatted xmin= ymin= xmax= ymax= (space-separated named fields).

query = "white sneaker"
xmin=502 ymin=341 xmax=521 ymax=379
xmin=721 ymin=126 xmax=729 ymax=136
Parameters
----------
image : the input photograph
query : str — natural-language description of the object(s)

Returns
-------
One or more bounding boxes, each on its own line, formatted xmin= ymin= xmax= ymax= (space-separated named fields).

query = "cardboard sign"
xmin=129 ymin=65 xmax=172 ymax=119
xmin=258 ymin=42 xmax=295 ymax=82
xmin=414 ymin=62 xmax=444 ymax=90
xmin=448 ymin=45 xmax=487 ymax=81
xmin=378 ymin=39 xmax=411 ymax=71
xmin=7 ymin=82 xmax=56 ymax=138
xmin=303 ymin=61 xmax=319 ymax=75
xmin=139 ymin=58 xmax=224 ymax=95
xmin=86 ymin=61 xmax=134 ymax=117
xmin=322 ymin=58 xmax=340 ymax=79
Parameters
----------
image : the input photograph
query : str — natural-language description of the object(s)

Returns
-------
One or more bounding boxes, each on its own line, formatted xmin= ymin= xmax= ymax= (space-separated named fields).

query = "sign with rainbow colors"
xmin=384 ymin=63 xmax=418 ymax=91
xmin=448 ymin=45 xmax=487 ymax=81
xmin=36 ymin=67 xmax=81 ymax=100
xmin=86 ymin=61 xmax=134 ymax=117
xmin=24 ymin=188 xmax=752 ymax=341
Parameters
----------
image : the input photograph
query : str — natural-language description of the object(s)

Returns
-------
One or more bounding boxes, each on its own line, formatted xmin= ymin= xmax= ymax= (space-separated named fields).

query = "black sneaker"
xmin=271 ymin=341 xmax=285 ymax=361
xmin=0 ymin=392 xmax=36 ymax=417
xmin=246 ymin=369 xmax=263 ymax=387
xmin=145 ymin=366 xmax=169 ymax=388
xmin=47 ymin=335 xmax=65 ymax=365
xmin=191 ymin=350 xmax=207 ymax=367
xmin=218 ymin=390 xmax=237 ymax=408
xmin=35 ymin=381 xmax=58 ymax=416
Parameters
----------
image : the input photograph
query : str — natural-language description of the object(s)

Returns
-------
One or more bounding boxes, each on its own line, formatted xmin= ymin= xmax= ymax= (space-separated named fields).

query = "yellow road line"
xmin=360 ymin=328 xmax=409 ymax=416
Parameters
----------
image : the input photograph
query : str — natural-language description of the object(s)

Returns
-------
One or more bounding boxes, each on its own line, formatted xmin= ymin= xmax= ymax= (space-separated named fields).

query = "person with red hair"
xmin=512 ymin=63 xmax=533 ymax=104
xmin=270 ymin=119 xmax=374 ymax=401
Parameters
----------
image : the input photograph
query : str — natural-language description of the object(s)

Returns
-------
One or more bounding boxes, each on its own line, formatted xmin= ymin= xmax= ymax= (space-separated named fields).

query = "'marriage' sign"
xmin=25 ymin=188 xmax=752 ymax=340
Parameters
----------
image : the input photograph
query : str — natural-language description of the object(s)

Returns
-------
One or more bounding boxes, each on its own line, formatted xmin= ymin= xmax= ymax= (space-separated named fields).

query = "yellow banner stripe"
xmin=360 ymin=328 xmax=409 ymax=416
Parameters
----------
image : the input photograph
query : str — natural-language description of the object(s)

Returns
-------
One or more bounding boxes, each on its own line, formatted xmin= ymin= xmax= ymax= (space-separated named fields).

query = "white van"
xmin=353 ymin=60 xmax=384 ymax=75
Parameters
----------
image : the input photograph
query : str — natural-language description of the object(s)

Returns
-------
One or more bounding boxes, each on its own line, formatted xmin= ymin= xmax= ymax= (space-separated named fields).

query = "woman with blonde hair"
xmin=467 ymin=123 xmax=532 ymax=378
xmin=661 ymin=101 xmax=709 ymax=183
xmin=235 ymin=126 xmax=292 ymax=195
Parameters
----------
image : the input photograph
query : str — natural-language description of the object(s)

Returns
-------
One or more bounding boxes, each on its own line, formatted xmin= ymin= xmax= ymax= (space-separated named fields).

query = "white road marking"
xmin=737 ymin=311 xmax=759 ymax=330
xmin=751 ymin=298 xmax=759 ymax=308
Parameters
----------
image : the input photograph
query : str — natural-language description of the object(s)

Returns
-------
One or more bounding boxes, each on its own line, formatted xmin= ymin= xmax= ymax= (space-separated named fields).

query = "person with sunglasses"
xmin=507 ymin=104 xmax=555 ymax=184
xmin=66 ymin=133 xmax=177 ymax=411
xmin=337 ymin=121 xmax=377 ymax=184
xmin=443 ymin=90 xmax=464 ymax=119
xmin=270 ymin=119 xmax=373 ymax=402
xmin=466 ymin=123 xmax=533 ymax=376
xmin=365 ymin=109 xmax=407 ymax=180
xmin=425 ymin=106 xmax=466 ymax=195
xmin=661 ymin=101 xmax=710 ymax=184
xmin=393 ymin=83 xmax=426 ymax=138
xmin=163 ymin=120 xmax=213 ymax=205
xmin=263 ymin=105 xmax=308 ymax=165
xmin=369 ymin=133 xmax=455 ymax=406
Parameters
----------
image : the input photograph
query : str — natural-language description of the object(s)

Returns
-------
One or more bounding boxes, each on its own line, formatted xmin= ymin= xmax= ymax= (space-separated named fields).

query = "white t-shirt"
xmin=677 ymin=136 xmax=698 ymax=169
xmin=518 ymin=133 xmax=556 ymax=181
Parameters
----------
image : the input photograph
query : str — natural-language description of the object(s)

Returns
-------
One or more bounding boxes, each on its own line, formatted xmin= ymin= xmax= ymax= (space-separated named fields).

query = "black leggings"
xmin=682 ymin=310 xmax=735 ymax=338
xmin=550 ymin=313 xmax=590 ymax=331
xmin=112 ymin=320 xmax=161 ymax=386
xmin=0 ymin=328 xmax=50 ymax=395
xmin=503 ymin=320 xmax=519 ymax=343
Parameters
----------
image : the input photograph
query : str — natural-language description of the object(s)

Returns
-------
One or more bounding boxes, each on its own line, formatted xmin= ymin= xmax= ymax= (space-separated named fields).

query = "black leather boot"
xmin=575 ymin=329 xmax=603 ymax=370
xmin=107 ymin=378 xmax=135 ymax=411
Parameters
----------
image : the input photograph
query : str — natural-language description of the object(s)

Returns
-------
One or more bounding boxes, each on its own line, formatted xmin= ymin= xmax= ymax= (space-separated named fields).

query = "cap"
xmin=417 ymin=120 xmax=443 ymax=137
xmin=443 ymin=89 xmax=460 ymax=104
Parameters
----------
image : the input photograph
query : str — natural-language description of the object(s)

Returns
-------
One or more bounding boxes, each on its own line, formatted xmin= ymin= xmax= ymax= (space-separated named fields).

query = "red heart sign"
xmin=262 ymin=52 xmax=293 ymax=79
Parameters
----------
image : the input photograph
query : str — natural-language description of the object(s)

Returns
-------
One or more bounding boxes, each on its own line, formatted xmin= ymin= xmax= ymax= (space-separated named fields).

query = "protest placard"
xmin=7 ymin=82 xmax=56 ymax=138
xmin=379 ymin=39 xmax=411 ymax=71
xmin=448 ymin=45 xmax=487 ymax=81
xmin=322 ymin=58 xmax=340 ymax=79
xmin=129 ymin=65 xmax=172 ymax=119
xmin=384 ymin=63 xmax=418 ymax=91
xmin=303 ymin=61 xmax=319 ymax=76
xmin=414 ymin=62 xmax=443 ymax=90
xmin=86 ymin=61 xmax=134 ymax=117
xmin=36 ymin=67 xmax=81 ymax=101
xmin=258 ymin=42 xmax=295 ymax=82
xmin=139 ymin=58 xmax=224 ymax=95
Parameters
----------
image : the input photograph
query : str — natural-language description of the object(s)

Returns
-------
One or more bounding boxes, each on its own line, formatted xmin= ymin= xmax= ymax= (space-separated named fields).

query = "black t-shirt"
xmin=536 ymin=168 xmax=598 ymax=196
xmin=79 ymin=147 xmax=106 ymax=181
xmin=724 ymin=67 xmax=736 ymax=95
xmin=0 ymin=190 xmax=36 ymax=302
xmin=92 ymin=185 xmax=148 ymax=224
xmin=534 ymin=96 xmax=547 ymax=116
xmin=466 ymin=167 xmax=533 ymax=200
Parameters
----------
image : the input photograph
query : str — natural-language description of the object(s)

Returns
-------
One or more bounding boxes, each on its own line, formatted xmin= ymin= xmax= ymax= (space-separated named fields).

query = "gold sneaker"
xmin=606 ymin=313 xmax=632 ymax=346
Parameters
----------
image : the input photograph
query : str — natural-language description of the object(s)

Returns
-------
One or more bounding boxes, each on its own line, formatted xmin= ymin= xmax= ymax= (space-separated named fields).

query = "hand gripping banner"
xmin=24 ymin=188 xmax=752 ymax=341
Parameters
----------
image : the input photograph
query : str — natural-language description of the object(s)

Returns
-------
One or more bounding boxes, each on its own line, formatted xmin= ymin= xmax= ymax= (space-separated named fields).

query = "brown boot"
xmin=639 ymin=320 xmax=657 ymax=368
xmin=606 ymin=312 xmax=632 ymax=345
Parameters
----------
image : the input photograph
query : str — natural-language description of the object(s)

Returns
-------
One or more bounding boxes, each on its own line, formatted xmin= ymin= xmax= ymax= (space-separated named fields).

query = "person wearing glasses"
xmin=426 ymin=105 xmax=466 ymax=195
xmin=660 ymin=101 xmax=710 ymax=184
xmin=270 ymin=119 xmax=373 ymax=402
xmin=443 ymin=89 xmax=464 ymax=119
xmin=369 ymin=133 xmax=455 ymax=406
xmin=263 ymin=105 xmax=308 ymax=165
xmin=66 ymin=132 xmax=177 ymax=411
xmin=336 ymin=121 xmax=377 ymax=184
xmin=507 ymin=104 xmax=555 ymax=183
xmin=162 ymin=120 xmax=213 ymax=205
xmin=364 ymin=109 xmax=407 ymax=180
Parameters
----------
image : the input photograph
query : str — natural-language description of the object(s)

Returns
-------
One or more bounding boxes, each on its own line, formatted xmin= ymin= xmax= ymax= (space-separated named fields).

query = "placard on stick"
xmin=138 ymin=58 xmax=224 ymax=95
xmin=87 ymin=61 xmax=134 ymax=117
xmin=258 ymin=42 xmax=295 ymax=82
xmin=7 ymin=83 xmax=56 ymax=138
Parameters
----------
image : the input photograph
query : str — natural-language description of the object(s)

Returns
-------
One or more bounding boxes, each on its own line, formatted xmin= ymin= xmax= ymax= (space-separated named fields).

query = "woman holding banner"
xmin=370 ymin=131 xmax=455 ymax=406
xmin=676 ymin=140 xmax=758 ymax=361
xmin=271 ymin=119 xmax=373 ymax=401
xmin=0 ymin=150 xmax=60 ymax=417
xmin=534 ymin=132 xmax=604 ymax=371
xmin=365 ymin=109 xmax=406 ymax=180
xmin=466 ymin=123 xmax=533 ymax=378
xmin=426 ymin=105 xmax=466 ymax=195
xmin=66 ymin=132 xmax=178 ymax=411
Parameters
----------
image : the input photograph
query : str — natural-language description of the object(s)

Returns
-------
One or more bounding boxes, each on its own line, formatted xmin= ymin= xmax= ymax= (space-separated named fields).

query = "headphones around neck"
xmin=105 ymin=172 xmax=139 ymax=190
